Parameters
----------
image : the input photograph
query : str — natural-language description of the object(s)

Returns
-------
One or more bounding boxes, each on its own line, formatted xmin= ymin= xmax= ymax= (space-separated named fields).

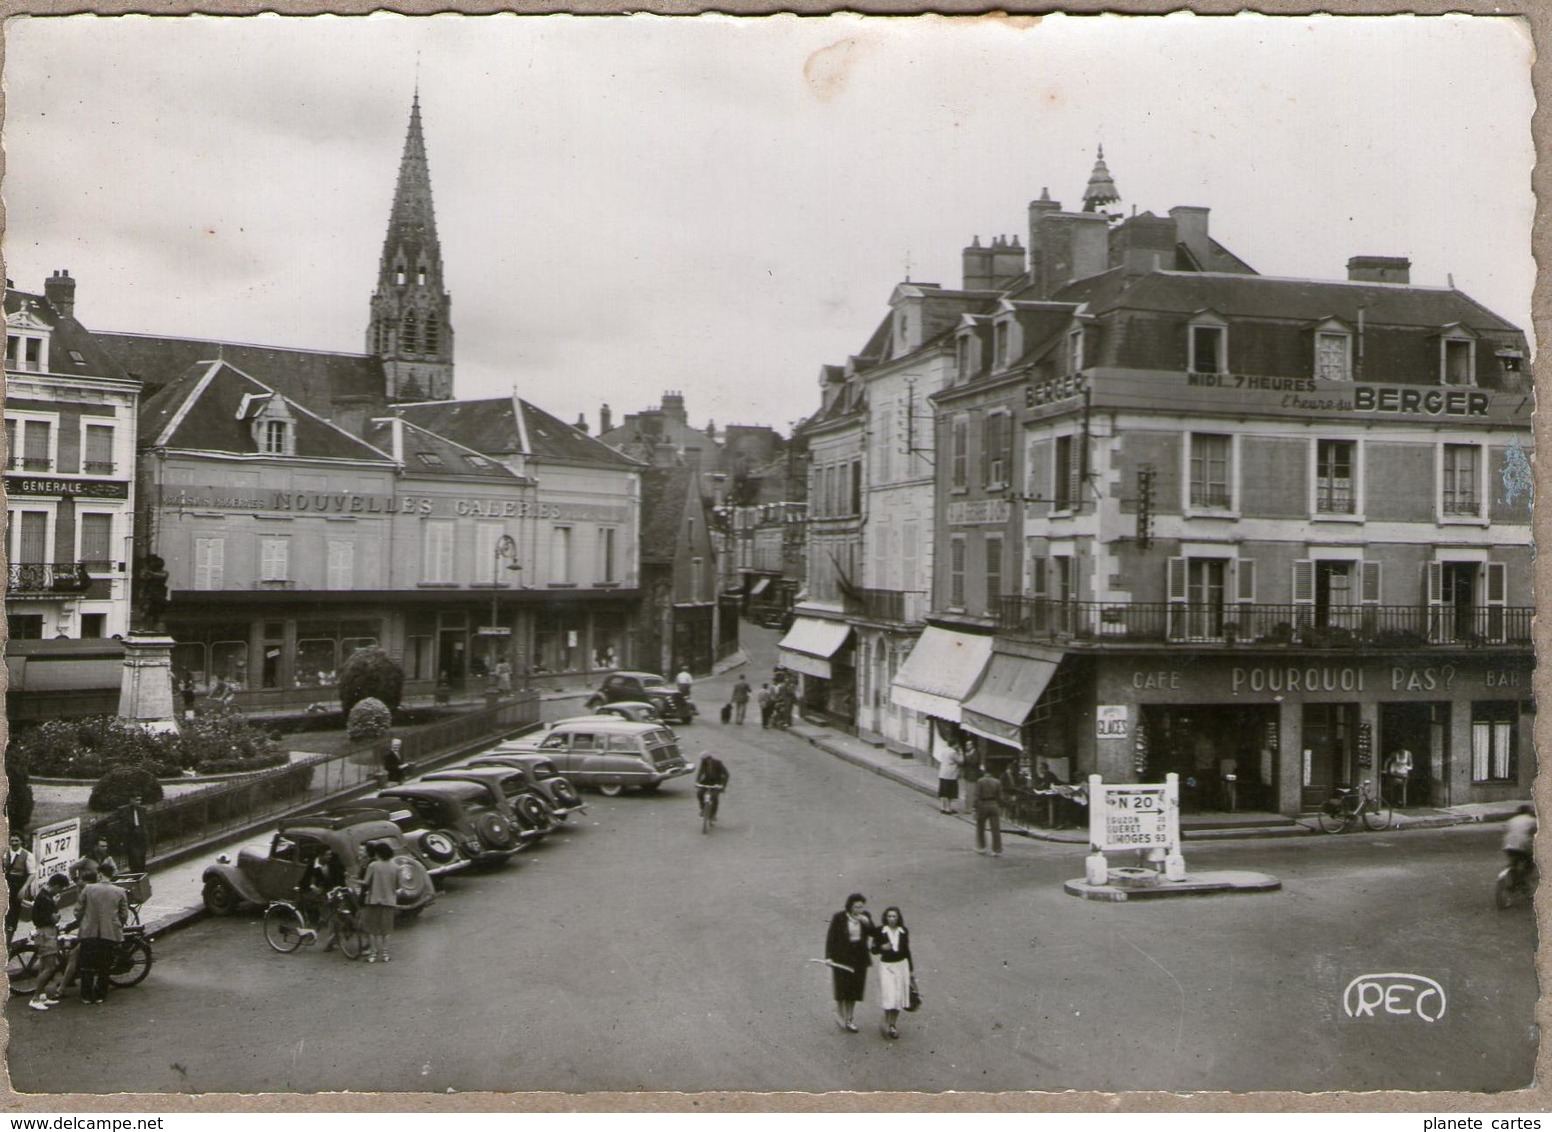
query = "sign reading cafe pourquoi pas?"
xmin=163 ymin=487 xmax=629 ymax=523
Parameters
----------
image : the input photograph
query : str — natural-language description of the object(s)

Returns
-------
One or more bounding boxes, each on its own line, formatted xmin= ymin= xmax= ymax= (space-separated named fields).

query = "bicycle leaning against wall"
xmin=1316 ymin=779 xmax=1393 ymax=834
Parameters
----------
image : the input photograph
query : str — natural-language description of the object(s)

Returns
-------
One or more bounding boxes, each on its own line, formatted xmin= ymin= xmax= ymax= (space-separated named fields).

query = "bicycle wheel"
xmin=337 ymin=924 xmax=368 ymax=960
xmin=1495 ymin=871 xmax=1517 ymax=910
xmin=108 ymin=938 xmax=153 ymax=988
xmin=262 ymin=903 xmax=309 ymax=954
xmin=6 ymin=943 xmax=42 ymax=996
xmin=1362 ymin=797 xmax=1393 ymax=832
xmin=701 ymin=800 xmax=712 ymax=835
xmin=1316 ymin=803 xmax=1347 ymax=834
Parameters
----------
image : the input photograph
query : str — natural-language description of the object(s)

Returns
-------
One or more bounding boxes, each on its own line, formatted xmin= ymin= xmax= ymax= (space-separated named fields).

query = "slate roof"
xmin=361 ymin=418 xmax=529 ymax=482
xmin=97 ymin=332 xmax=387 ymax=411
xmin=139 ymin=360 xmax=394 ymax=463
xmin=639 ymin=464 xmax=696 ymax=565
xmin=397 ymin=397 xmax=641 ymax=468
xmin=4 ymin=290 xmax=135 ymax=382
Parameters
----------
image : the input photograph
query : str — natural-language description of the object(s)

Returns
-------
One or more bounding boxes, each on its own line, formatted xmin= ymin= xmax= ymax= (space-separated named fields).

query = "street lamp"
xmin=487 ymin=534 xmax=521 ymax=686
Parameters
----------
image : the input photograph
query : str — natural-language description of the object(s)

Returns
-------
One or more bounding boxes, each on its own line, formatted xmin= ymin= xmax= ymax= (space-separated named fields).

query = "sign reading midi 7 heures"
xmin=1089 ymin=777 xmax=1179 ymax=851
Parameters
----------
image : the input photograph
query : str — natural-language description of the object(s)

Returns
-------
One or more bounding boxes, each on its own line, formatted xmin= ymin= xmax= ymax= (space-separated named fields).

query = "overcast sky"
xmin=2 ymin=13 xmax=1534 ymax=436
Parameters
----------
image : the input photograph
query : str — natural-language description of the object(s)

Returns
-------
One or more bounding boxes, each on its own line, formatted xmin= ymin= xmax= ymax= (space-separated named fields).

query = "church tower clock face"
xmin=367 ymin=92 xmax=454 ymax=402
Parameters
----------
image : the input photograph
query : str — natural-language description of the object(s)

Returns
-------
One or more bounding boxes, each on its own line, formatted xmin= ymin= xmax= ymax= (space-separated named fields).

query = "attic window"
xmin=68 ymin=350 xmax=86 ymax=366
xmin=1498 ymin=349 xmax=1523 ymax=374
xmin=1441 ymin=335 xmax=1475 ymax=386
xmin=417 ymin=452 xmax=445 ymax=467
xmin=261 ymin=420 xmax=290 ymax=455
xmin=463 ymin=454 xmax=490 ymax=469
xmin=1187 ymin=320 xmax=1227 ymax=375
xmin=1314 ymin=330 xmax=1352 ymax=382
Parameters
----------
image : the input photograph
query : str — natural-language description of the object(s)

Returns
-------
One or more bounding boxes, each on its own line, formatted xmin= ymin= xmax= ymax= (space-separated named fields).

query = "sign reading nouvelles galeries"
xmin=162 ymin=487 xmax=628 ymax=523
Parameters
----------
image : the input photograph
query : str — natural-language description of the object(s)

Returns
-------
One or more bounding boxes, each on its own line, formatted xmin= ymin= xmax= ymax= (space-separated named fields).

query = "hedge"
xmin=14 ymin=714 xmax=287 ymax=780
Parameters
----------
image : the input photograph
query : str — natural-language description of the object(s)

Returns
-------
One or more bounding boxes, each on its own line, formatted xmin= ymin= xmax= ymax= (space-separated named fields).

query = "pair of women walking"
xmin=824 ymin=893 xmax=914 ymax=1039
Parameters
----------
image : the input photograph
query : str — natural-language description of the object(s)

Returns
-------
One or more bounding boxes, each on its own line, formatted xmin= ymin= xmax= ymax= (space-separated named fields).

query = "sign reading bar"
xmin=6 ymin=476 xmax=129 ymax=499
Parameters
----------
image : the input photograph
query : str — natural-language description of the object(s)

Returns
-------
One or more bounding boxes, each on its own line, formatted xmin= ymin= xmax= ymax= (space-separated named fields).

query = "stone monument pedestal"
xmin=117 ymin=632 xmax=181 ymax=735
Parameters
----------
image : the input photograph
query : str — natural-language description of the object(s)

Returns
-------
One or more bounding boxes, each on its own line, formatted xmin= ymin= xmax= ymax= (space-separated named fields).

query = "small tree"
xmin=338 ymin=646 xmax=405 ymax=714
xmin=89 ymin=765 xmax=165 ymax=813
xmin=347 ymin=697 xmax=393 ymax=746
xmin=6 ymin=746 xmax=34 ymax=835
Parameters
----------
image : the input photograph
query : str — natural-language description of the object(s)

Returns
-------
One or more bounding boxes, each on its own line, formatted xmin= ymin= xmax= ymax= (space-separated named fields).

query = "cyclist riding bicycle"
xmin=695 ymin=752 xmax=731 ymax=825
xmin=1502 ymin=803 xmax=1537 ymax=888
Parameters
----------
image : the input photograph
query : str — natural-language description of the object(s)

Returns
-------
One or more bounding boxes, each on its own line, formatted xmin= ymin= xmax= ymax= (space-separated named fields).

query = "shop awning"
xmin=748 ymin=577 xmax=772 ymax=597
xmin=890 ymin=627 xmax=994 ymax=722
xmin=778 ymin=617 xmax=852 ymax=680
xmin=962 ymin=651 xmax=1063 ymax=745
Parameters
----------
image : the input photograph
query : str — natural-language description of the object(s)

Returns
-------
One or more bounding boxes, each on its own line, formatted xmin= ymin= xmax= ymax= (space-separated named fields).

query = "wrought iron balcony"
xmin=8 ymin=562 xmax=93 ymax=594
xmin=844 ymin=588 xmax=928 ymax=625
xmin=996 ymin=596 xmax=1532 ymax=648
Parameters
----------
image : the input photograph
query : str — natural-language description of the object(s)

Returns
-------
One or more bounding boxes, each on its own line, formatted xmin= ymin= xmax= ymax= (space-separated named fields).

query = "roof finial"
xmin=1083 ymin=144 xmax=1120 ymax=214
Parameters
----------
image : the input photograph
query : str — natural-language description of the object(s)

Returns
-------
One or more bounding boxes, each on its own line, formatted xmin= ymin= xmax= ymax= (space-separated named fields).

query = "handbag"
xmin=906 ymin=974 xmax=923 ymax=1013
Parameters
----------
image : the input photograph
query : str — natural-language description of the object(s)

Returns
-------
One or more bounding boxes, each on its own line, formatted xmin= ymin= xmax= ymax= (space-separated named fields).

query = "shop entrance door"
xmin=1141 ymin=704 xmax=1277 ymax=813
xmin=438 ymin=628 xmax=468 ymax=690
xmin=1380 ymin=702 xmax=1449 ymax=808
xmin=1301 ymin=702 xmax=1359 ymax=809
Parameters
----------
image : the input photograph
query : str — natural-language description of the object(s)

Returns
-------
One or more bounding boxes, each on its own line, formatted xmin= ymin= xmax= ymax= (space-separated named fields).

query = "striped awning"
xmin=889 ymin=627 xmax=994 ymax=723
xmin=778 ymin=617 xmax=852 ymax=680
xmin=962 ymin=652 xmax=1062 ymax=745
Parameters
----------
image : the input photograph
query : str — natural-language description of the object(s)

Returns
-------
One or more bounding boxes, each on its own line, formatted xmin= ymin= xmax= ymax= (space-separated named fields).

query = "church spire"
xmin=1082 ymin=144 xmax=1121 ymax=214
xmin=367 ymin=92 xmax=454 ymax=402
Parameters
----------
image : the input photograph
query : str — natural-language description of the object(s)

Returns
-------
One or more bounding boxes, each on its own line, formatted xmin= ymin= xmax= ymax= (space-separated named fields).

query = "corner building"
xmin=901 ymin=154 xmax=1533 ymax=814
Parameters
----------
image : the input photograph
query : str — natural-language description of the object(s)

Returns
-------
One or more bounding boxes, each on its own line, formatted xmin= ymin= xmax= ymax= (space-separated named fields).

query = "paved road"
xmin=7 ymin=645 xmax=1537 ymax=1096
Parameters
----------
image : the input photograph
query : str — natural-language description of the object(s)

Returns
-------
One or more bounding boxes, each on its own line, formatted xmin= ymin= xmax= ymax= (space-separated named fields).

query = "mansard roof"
xmin=4 ymin=290 xmax=135 ymax=382
xmin=396 ymin=396 xmax=641 ymax=469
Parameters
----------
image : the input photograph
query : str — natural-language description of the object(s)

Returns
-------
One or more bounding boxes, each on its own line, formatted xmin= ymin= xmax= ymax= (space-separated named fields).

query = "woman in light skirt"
xmin=360 ymin=841 xmax=399 ymax=963
xmin=871 ymin=906 xmax=913 ymax=1039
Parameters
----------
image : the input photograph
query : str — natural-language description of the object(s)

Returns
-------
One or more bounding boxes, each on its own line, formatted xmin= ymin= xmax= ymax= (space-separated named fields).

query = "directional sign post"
xmin=1086 ymin=772 xmax=1186 ymax=884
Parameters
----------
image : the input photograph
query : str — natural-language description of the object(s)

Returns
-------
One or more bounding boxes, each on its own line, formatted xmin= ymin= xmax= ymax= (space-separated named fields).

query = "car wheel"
xmin=596 ymin=782 xmax=624 ymax=797
xmin=586 ymin=694 xmax=605 ymax=709
xmin=203 ymin=877 xmax=240 ymax=916
xmin=515 ymin=795 xmax=554 ymax=832
xmin=393 ymin=855 xmax=434 ymax=904
xmin=418 ymin=831 xmax=459 ymax=865
xmin=552 ymin=781 xmax=582 ymax=807
xmin=474 ymin=812 xmax=515 ymax=849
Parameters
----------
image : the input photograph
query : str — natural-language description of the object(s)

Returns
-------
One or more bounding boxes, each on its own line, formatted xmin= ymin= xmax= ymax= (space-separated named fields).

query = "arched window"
xmin=417 ymin=267 xmax=427 ymax=286
xmin=423 ymin=312 xmax=440 ymax=354
xmin=394 ymin=265 xmax=406 ymax=287
xmin=401 ymin=311 xmax=419 ymax=353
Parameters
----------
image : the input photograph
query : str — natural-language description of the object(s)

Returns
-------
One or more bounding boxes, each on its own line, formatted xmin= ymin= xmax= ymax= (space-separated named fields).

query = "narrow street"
xmin=7 ymin=633 xmax=1538 ymax=1096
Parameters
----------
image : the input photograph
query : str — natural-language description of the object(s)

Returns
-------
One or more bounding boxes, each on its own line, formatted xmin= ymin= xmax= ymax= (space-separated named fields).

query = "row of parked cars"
xmin=199 ymin=674 xmax=699 ymax=919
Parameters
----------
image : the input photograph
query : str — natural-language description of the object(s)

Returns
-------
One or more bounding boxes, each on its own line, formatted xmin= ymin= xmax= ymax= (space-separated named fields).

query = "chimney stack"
xmin=599 ymin=403 xmax=613 ymax=434
xmin=1168 ymin=206 xmax=1211 ymax=268
xmin=574 ymin=413 xmax=590 ymax=434
xmin=45 ymin=269 xmax=76 ymax=320
xmin=1347 ymin=256 xmax=1411 ymax=285
xmin=662 ymin=391 xmax=687 ymax=423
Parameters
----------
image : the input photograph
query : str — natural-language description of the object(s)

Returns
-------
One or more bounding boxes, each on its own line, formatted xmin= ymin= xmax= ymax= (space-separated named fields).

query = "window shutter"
xmin=1292 ymin=560 xmax=1314 ymax=605
xmin=1235 ymin=558 xmax=1256 ymax=603
xmin=1485 ymin=562 xmax=1507 ymax=643
xmin=1167 ymin=557 xmax=1187 ymax=602
xmin=1166 ymin=557 xmax=1187 ymax=640
xmin=1426 ymin=561 xmax=1444 ymax=643
xmin=1067 ymin=434 xmax=1082 ymax=509
xmin=1360 ymin=561 xmax=1381 ymax=604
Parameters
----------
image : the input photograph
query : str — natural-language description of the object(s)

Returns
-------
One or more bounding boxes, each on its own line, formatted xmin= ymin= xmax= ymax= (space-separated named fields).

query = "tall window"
xmin=949 ymin=536 xmax=967 ymax=609
xmin=1067 ymin=327 xmax=1084 ymax=374
xmin=1054 ymin=435 xmax=1079 ymax=512
xmin=1471 ymin=702 xmax=1517 ymax=781
xmin=1441 ymin=444 xmax=1480 ymax=516
xmin=851 ymin=460 xmax=862 ymax=515
xmin=951 ymin=417 xmax=969 ymax=490
xmin=423 ymin=520 xmax=455 ymax=583
xmin=994 ymin=321 xmax=1010 ymax=369
xmin=1189 ymin=433 xmax=1232 ymax=509
xmin=83 ymin=424 xmax=115 ymax=474
xmin=1315 ymin=333 xmax=1352 ymax=381
xmin=79 ymin=513 xmax=113 ymax=571
xmin=327 ymin=540 xmax=355 ymax=590
xmin=12 ymin=510 xmax=48 ymax=564
xmin=424 ymin=312 xmax=440 ymax=353
xmin=985 ymin=535 xmax=1003 ymax=611
xmin=551 ymin=526 xmax=573 ymax=584
xmin=1442 ymin=337 xmax=1474 ymax=386
xmin=599 ymin=527 xmax=617 ymax=583
xmin=984 ymin=412 xmax=1011 ymax=488
xmin=402 ymin=311 xmax=420 ymax=353
xmin=194 ymin=537 xmax=225 ymax=591
xmin=877 ymin=410 xmax=894 ymax=484
xmin=956 ymin=336 xmax=972 ymax=382
xmin=22 ymin=419 xmax=52 ymax=471
xmin=1315 ymin=440 xmax=1356 ymax=514
xmin=260 ymin=538 xmax=290 ymax=582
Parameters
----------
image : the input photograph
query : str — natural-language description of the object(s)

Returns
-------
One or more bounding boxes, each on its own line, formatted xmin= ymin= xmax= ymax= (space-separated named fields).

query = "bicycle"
xmin=262 ymin=886 xmax=368 ymax=959
xmin=1495 ymin=854 xmax=1538 ymax=911
xmin=6 ymin=925 xmax=153 ymax=997
xmin=1316 ymin=779 xmax=1393 ymax=833
xmin=698 ymin=784 xmax=725 ymax=835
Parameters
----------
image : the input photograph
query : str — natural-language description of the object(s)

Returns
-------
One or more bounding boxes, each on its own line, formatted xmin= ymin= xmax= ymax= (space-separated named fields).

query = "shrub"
xmin=339 ymin=647 xmax=404 ymax=713
xmin=14 ymin=714 xmax=284 ymax=781
xmin=89 ymin=765 xmax=166 ymax=813
xmin=347 ymin=697 xmax=393 ymax=744
xmin=7 ymin=746 xmax=34 ymax=834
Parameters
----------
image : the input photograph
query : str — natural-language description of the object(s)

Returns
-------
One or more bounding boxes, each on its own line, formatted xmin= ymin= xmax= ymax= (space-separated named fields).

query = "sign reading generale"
xmin=166 ymin=488 xmax=628 ymax=523
xmin=6 ymin=476 xmax=129 ymax=499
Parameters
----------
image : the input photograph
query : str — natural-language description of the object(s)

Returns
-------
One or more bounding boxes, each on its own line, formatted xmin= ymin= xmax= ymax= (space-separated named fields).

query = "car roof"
xmin=280 ymin=818 xmax=403 ymax=843
xmin=426 ymin=767 xmax=522 ymax=784
xmin=471 ymin=752 xmax=545 ymax=764
xmin=547 ymin=717 xmax=660 ymax=733
xmin=611 ymin=671 xmax=664 ymax=682
xmin=600 ymin=700 xmax=656 ymax=710
xmin=382 ymin=780 xmax=488 ymax=801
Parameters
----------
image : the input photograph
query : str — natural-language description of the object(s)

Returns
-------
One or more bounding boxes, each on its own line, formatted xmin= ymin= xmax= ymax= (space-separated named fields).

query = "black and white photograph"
xmin=0 ymin=11 xmax=1540 ymax=1104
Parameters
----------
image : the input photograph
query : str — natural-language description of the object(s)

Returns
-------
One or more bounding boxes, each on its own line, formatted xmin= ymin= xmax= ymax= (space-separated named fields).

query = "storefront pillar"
xmin=1276 ymin=698 xmax=1303 ymax=816
xmin=1359 ymin=699 xmax=1382 ymax=787
xmin=1447 ymin=705 xmax=1473 ymax=809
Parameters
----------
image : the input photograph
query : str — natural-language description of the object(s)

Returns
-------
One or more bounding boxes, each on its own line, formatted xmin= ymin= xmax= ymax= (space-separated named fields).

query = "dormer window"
xmin=243 ymin=392 xmax=296 ymax=456
xmin=994 ymin=321 xmax=1011 ymax=369
xmin=1313 ymin=321 xmax=1353 ymax=382
xmin=6 ymin=334 xmax=48 ymax=373
xmin=1067 ymin=327 xmax=1085 ymax=374
xmin=1440 ymin=327 xmax=1476 ymax=386
xmin=956 ymin=334 xmax=974 ymax=383
xmin=417 ymin=452 xmax=444 ymax=468
xmin=1187 ymin=316 xmax=1227 ymax=375
xmin=261 ymin=420 xmax=289 ymax=455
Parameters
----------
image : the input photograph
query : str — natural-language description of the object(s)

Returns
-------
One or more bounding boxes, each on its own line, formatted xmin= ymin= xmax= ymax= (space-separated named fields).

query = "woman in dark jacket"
xmin=871 ymin=906 xmax=913 ymax=1039
xmin=824 ymin=893 xmax=874 ymax=1032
